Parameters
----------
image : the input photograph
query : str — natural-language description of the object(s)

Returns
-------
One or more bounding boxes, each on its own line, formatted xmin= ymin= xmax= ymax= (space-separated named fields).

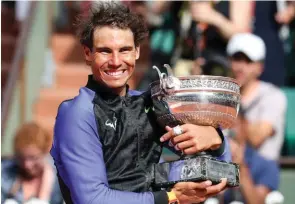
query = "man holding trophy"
xmin=50 ymin=2 xmax=239 ymax=204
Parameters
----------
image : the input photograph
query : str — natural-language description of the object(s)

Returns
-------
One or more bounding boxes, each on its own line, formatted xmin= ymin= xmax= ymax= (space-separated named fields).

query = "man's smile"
xmin=103 ymin=70 xmax=128 ymax=79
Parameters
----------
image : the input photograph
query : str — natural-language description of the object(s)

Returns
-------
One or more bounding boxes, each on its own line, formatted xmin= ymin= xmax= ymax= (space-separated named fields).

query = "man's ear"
xmin=135 ymin=46 xmax=140 ymax=60
xmin=83 ymin=45 xmax=93 ymax=65
xmin=256 ymin=62 xmax=264 ymax=77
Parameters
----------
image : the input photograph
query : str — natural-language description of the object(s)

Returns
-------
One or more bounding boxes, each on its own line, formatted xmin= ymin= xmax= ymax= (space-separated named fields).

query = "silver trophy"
xmin=151 ymin=64 xmax=240 ymax=188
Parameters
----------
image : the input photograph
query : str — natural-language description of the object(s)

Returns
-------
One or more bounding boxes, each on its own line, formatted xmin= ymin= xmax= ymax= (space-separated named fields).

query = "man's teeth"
xmin=106 ymin=70 xmax=124 ymax=76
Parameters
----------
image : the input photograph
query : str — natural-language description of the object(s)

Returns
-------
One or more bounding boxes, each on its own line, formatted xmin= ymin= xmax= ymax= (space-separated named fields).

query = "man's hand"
xmin=160 ymin=124 xmax=222 ymax=155
xmin=191 ymin=58 xmax=205 ymax=75
xmin=275 ymin=5 xmax=295 ymax=24
xmin=172 ymin=179 xmax=227 ymax=204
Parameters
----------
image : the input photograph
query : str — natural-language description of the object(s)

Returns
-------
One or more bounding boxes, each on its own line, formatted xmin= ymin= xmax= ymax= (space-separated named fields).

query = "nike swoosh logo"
xmin=145 ymin=106 xmax=155 ymax=113
xmin=145 ymin=106 xmax=151 ymax=113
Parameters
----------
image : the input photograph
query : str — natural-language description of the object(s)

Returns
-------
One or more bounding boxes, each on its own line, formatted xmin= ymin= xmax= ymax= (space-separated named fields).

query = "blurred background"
xmin=1 ymin=1 xmax=295 ymax=203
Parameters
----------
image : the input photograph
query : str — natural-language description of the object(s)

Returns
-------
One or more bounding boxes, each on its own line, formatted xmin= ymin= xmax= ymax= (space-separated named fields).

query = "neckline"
xmin=85 ymin=75 xmax=130 ymax=100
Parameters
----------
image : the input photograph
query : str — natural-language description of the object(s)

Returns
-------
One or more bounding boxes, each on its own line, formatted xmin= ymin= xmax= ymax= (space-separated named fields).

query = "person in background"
xmin=253 ymin=1 xmax=295 ymax=87
xmin=222 ymin=111 xmax=280 ymax=204
xmin=135 ymin=1 xmax=183 ymax=91
xmin=1 ymin=122 xmax=63 ymax=204
xmin=226 ymin=33 xmax=287 ymax=161
xmin=189 ymin=1 xmax=252 ymax=75
xmin=275 ymin=1 xmax=295 ymax=25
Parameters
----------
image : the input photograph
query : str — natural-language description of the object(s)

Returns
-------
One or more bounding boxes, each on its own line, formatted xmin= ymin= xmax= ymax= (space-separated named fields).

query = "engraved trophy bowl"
xmin=150 ymin=66 xmax=240 ymax=130
xmin=150 ymin=64 xmax=241 ymax=188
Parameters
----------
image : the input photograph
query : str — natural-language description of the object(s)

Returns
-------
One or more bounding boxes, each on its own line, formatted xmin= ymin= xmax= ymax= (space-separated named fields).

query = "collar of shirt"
xmin=85 ymin=75 xmax=132 ymax=103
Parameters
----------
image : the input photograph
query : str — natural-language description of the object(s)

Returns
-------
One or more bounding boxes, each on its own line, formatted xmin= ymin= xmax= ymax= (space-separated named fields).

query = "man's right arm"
xmin=50 ymin=104 xmax=168 ymax=204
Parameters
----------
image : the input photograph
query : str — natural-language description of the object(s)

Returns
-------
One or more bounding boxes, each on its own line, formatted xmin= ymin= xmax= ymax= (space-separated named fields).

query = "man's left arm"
xmin=247 ymin=91 xmax=287 ymax=148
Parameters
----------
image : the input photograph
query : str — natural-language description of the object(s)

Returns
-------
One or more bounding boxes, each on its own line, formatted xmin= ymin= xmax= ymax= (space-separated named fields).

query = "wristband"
xmin=167 ymin=191 xmax=179 ymax=204
xmin=205 ymin=126 xmax=225 ymax=157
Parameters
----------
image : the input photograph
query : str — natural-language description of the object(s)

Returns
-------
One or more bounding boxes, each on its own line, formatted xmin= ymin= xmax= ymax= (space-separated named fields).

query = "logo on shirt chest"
xmin=105 ymin=114 xmax=117 ymax=130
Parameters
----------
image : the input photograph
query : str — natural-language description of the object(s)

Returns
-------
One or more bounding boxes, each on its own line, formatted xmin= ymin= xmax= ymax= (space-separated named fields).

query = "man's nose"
xmin=231 ymin=63 xmax=242 ymax=71
xmin=23 ymin=160 xmax=34 ymax=169
xmin=109 ymin=53 xmax=121 ymax=68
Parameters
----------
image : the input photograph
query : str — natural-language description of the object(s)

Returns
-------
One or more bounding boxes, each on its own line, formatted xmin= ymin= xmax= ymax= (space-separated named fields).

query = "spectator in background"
xmin=223 ymin=112 xmax=280 ymax=204
xmin=226 ymin=33 xmax=287 ymax=161
xmin=275 ymin=1 xmax=295 ymax=25
xmin=189 ymin=1 xmax=252 ymax=75
xmin=1 ymin=122 xmax=63 ymax=204
xmin=253 ymin=1 xmax=295 ymax=87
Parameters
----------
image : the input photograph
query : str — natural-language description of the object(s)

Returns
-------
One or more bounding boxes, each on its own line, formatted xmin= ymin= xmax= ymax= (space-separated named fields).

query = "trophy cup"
xmin=150 ymin=64 xmax=240 ymax=188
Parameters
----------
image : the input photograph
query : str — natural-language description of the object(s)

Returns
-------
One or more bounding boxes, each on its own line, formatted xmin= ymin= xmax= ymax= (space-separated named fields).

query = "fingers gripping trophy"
xmin=150 ymin=64 xmax=240 ymax=188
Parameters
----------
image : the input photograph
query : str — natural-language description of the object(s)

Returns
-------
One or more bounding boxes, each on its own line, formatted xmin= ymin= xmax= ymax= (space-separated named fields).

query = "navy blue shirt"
xmin=253 ymin=1 xmax=285 ymax=87
xmin=50 ymin=84 xmax=231 ymax=204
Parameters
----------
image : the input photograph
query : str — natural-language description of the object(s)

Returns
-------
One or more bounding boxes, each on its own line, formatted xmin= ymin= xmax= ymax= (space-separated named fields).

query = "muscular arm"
xmin=50 ymin=104 xmax=167 ymax=204
xmin=190 ymin=1 xmax=252 ymax=40
xmin=214 ymin=1 xmax=252 ymax=39
xmin=246 ymin=122 xmax=274 ymax=148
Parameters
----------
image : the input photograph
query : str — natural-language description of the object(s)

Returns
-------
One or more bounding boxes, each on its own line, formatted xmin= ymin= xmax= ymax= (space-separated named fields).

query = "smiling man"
xmin=88 ymin=25 xmax=139 ymax=93
xmin=50 ymin=2 xmax=231 ymax=204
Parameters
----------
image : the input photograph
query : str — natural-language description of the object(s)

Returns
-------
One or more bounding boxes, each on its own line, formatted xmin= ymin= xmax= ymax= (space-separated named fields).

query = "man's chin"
xmin=235 ymin=78 xmax=245 ymax=87
xmin=104 ymin=79 xmax=129 ymax=89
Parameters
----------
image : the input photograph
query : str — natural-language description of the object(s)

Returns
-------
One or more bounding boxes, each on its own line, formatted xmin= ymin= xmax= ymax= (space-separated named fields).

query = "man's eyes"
xmin=120 ymin=48 xmax=133 ymax=53
xmin=97 ymin=48 xmax=133 ymax=54
xmin=100 ymin=49 xmax=112 ymax=54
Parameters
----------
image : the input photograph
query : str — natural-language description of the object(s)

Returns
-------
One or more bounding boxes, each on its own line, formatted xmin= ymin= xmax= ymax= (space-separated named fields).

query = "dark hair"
xmin=75 ymin=2 xmax=149 ymax=49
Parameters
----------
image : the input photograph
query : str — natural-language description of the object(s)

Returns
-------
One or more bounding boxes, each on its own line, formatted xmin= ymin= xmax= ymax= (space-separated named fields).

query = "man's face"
xmin=16 ymin=145 xmax=45 ymax=179
xmin=230 ymin=53 xmax=262 ymax=86
xmin=84 ymin=26 xmax=140 ymax=91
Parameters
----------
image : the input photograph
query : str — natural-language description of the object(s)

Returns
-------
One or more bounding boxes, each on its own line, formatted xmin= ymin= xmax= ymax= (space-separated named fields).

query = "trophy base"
xmin=153 ymin=156 xmax=239 ymax=188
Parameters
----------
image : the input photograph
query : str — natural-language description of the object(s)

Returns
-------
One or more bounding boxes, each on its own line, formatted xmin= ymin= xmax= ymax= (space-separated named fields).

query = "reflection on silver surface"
xmin=151 ymin=64 xmax=241 ymax=129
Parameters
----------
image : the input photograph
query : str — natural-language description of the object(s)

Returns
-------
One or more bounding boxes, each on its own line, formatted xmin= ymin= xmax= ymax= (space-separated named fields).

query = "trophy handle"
xmin=163 ymin=64 xmax=174 ymax=78
xmin=153 ymin=64 xmax=181 ymax=92
xmin=152 ymin=64 xmax=174 ymax=79
xmin=153 ymin=65 xmax=167 ymax=90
